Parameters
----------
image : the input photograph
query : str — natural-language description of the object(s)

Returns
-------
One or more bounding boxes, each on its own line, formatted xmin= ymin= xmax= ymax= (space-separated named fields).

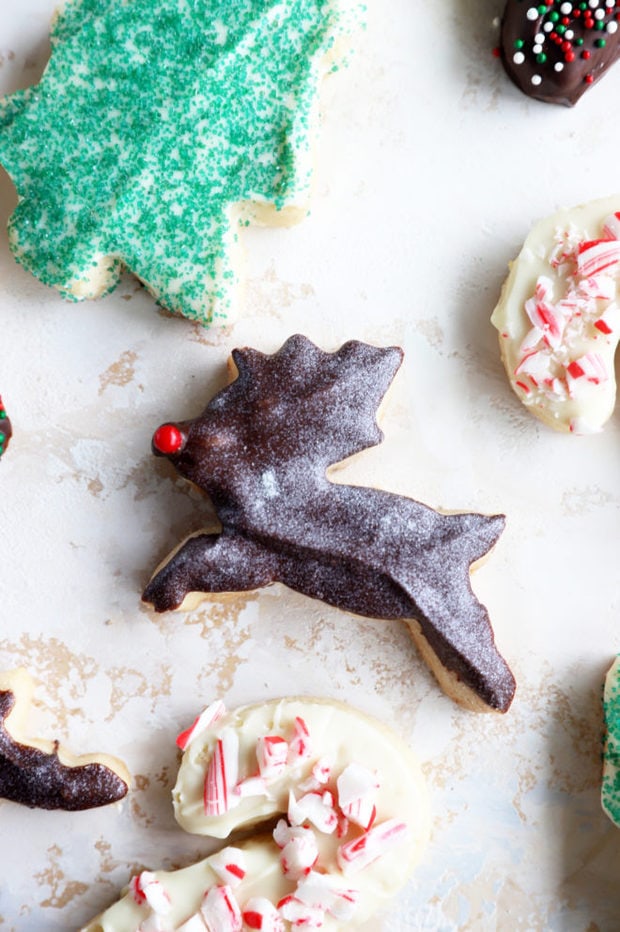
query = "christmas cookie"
xmin=491 ymin=195 xmax=620 ymax=434
xmin=602 ymin=654 xmax=620 ymax=827
xmin=0 ymin=668 xmax=129 ymax=810
xmin=0 ymin=397 xmax=11 ymax=458
xmin=82 ymin=696 xmax=429 ymax=931
xmin=143 ymin=335 xmax=515 ymax=713
xmin=500 ymin=0 xmax=620 ymax=105
xmin=0 ymin=0 xmax=360 ymax=325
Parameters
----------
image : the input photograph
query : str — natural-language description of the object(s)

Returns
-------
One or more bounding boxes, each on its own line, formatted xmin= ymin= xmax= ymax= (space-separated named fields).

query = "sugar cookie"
xmin=143 ymin=335 xmax=515 ymax=713
xmin=491 ymin=196 xmax=620 ymax=434
xmin=0 ymin=668 xmax=129 ymax=810
xmin=82 ymin=696 xmax=429 ymax=931
xmin=0 ymin=0 xmax=359 ymax=324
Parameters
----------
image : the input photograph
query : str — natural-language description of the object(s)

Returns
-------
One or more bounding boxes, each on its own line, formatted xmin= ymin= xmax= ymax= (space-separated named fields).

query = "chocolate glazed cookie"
xmin=501 ymin=0 xmax=620 ymax=105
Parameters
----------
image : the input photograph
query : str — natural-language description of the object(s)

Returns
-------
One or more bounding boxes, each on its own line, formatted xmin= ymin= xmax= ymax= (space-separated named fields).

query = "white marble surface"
xmin=1 ymin=0 xmax=620 ymax=929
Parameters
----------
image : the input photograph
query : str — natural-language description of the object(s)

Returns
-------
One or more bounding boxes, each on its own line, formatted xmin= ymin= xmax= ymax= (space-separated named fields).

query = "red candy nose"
xmin=152 ymin=423 xmax=184 ymax=455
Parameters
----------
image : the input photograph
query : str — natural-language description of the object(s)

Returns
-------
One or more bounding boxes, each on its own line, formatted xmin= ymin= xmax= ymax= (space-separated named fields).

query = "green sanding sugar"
xmin=602 ymin=654 xmax=620 ymax=827
xmin=0 ymin=0 xmax=360 ymax=325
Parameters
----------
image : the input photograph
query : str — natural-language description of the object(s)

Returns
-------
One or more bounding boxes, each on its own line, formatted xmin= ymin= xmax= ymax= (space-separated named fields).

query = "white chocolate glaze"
xmin=83 ymin=697 xmax=429 ymax=931
xmin=491 ymin=195 xmax=620 ymax=434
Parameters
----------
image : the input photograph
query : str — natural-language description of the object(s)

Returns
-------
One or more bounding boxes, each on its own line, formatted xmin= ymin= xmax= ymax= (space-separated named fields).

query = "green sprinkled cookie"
xmin=602 ymin=654 xmax=620 ymax=827
xmin=0 ymin=0 xmax=360 ymax=325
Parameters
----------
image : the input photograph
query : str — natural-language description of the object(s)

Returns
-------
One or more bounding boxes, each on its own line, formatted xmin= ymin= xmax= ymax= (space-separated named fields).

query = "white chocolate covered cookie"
xmin=491 ymin=195 xmax=620 ymax=434
xmin=82 ymin=697 xmax=429 ymax=931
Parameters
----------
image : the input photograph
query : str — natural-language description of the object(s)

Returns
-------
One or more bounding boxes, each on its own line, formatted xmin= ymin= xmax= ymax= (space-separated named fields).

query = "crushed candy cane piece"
xmin=288 ymin=789 xmax=338 ymax=834
xmin=337 ymin=762 xmax=379 ymax=830
xmin=602 ymin=212 xmax=620 ymax=240
xmin=242 ymin=898 xmax=285 ymax=931
xmin=576 ymin=239 xmax=620 ymax=279
xmin=277 ymin=895 xmax=325 ymax=929
xmin=294 ymin=872 xmax=359 ymax=921
xmin=278 ymin=824 xmax=319 ymax=879
xmin=256 ymin=735 xmax=289 ymax=779
xmin=337 ymin=818 xmax=407 ymax=875
xmin=129 ymin=871 xmax=171 ymax=915
xmin=177 ymin=700 xmax=226 ymax=750
xmin=200 ymin=884 xmax=242 ymax=932
xmin=233 ymin=775 xmax=267 ymax=800
xmin=209 ymin=847 xmax=247 ymax=888
xmin=287 ymin=717 xmax=312 ymax=765
xmin=204 ymin=728 xmax=239 ymax=816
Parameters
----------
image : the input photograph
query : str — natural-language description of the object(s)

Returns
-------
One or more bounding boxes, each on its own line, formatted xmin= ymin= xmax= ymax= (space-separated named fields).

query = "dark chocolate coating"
xmin=501 ymin=0 xmax=620 ymax=106
xmin=0 ymin=690 xmax=128 ymax=810
xmin=144 ymin=335 xmax=516 ymax=713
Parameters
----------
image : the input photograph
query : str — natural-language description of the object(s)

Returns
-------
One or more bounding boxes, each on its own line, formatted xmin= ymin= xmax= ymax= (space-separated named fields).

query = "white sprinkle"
xmin=589 ymin=0 xmax=599 ymax=8
xmin=607 ymin=19 xmax=619 ymax=30
xmin=531 ymin=74 xmax=542 ymax=85
xmin=527 ymin=6 xmax=540 ymax=19
xmin=533 ymin=43 xmax=543 ymax=53
xmin=544 ymin=20 xmax=554 ymax=30
xmin=554 ymin=61 xmax=565 ymax=71
xmin=560 ymin=1 xmax=573 ymax=11
xmin=595 ymin=7 xmax=605 ymax=17
xmin=535 ymin=32 xmax=545 ymax=42
xmin=565 ymin=29 xmax=574 ymax=38
xmin=513 ymin=51 xmax=526 ymax=64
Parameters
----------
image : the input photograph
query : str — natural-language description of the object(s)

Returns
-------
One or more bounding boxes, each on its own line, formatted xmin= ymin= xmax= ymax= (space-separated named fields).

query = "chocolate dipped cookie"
xmin=0 ymin=668 xmax=129 ymax=810
xmin=501 ymin=0 xmax=620 ymax=105
xmin=143 ymin=336 xmax=515 ymax=714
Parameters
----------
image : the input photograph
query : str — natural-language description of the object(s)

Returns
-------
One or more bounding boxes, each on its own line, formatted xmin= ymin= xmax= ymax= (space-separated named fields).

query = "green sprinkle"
xmin=603 ymin=656 xmax=620 ymax=828
xmin=0 ymin=0 xmax=361 ymax=326
xmin=514 ymin=39 xmax=524 ymax=49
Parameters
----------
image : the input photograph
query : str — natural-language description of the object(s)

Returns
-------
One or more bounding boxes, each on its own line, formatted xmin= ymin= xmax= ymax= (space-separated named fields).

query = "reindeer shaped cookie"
xmin=143 ymin=335 xmax=515 ymax=713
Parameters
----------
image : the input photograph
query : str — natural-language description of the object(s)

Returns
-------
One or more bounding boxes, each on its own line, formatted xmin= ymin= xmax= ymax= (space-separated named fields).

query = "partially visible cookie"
xmin=501 ymin=0 xmax=620 ymax=105
xmin=0 ymin=0 xmax=360 ymax=324
xmin=82 ymin=696 xmax=429 ymax=931
xmin=0 ymin=668 xmax=129 ymax=810
xmin=0 ymin=397 xmax=11 ymax=458
xmin=602 ymin=655 xmax=620 ymax=828
xmin=491 ymin=195 xmax=620 ymax=434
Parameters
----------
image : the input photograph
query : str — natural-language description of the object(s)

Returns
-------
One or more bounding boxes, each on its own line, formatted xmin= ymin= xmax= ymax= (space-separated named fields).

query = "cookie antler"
xmin=144 ymin=336 xmax=515 ymax=713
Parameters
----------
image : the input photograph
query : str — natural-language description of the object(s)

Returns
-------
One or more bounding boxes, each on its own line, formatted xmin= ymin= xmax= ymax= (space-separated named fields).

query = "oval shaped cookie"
xmin=491 ymin=195 xmax=620 ymax=434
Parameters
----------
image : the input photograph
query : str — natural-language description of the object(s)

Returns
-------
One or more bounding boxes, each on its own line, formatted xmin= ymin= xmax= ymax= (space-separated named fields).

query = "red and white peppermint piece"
xmin=566 ymin=352 xmax=607 ymax=392
xmin=594 ymin=303 xmax=620 ymax=336
xmin=337 ymin=818 xmax=407 ymax=876
xmin=294 ymin=872 xmax=359 ymax=922
xmin=200 ymin=884 xmax=242 ymax=932
xmin=524 ymin=278 xmax=565 ymax=348
xmin=602 ymin=212 xmax=620 ymax=240
xmin=277 ymin=895 xmax=324 ymax=929
xmin=298 ymin=756 xmax=332 ymax=793
xmin=287 ymin=717 xmax=312 ymax=765
xmin=577 ymin=239 xmax=620 ymax=279
xmin=232 ymin=775 xmax=267 ymax=800
xmin=288 ymin=789 xmax=338 ymax=834
xmin=277 ymin=824 xmax=319 ymax=880
xmin=241 ymin=897 xmax=285 ymax=931
xmin=514 ymin=349 xmax=552 ymax=383
xmin=256 ymin=735 xmax=289 ymax=780
xmin=204 ymin=728 xmax=239 ymax=816
xmin=176 ymin=700 xmax=226 ymax=751
xmin=209 ymin=846 xmax=247 ymax=888
xmin=337 ymin=762 xmax=379 ymax=830
xmin=129 ymin=871 xmax=171 ymax=915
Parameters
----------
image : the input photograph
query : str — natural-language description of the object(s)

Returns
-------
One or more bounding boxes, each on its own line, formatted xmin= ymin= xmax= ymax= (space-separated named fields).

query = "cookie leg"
xmin=143 ymin=531 xmax=279 ymax=612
